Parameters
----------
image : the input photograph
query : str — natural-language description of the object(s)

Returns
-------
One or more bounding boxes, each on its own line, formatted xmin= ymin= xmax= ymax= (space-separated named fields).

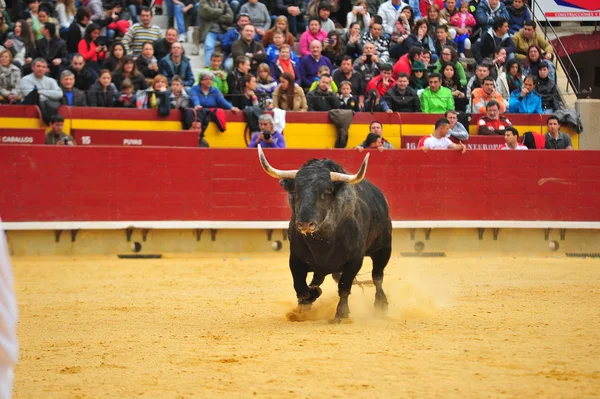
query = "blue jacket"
xmin=509 ymin=89 xmax=542 ymax=114
xmin=158 ymin=54 xmax=195 ymax=87
xmin=298 ymin=55 xmax=333 ymax=88
xmin=189 ymin=85 xmax=234 ymax=109
xmin=508 ymin=5 xmax=531 ymax=34
xmin=265 ymin=44 xmax=299 ymax=64
xmin=476 ymin=0 xmax=509 ymax=32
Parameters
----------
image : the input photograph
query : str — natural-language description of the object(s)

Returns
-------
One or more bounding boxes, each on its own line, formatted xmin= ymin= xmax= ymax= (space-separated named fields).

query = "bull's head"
xmin=258 ymin=145 xmax=369 ymax=235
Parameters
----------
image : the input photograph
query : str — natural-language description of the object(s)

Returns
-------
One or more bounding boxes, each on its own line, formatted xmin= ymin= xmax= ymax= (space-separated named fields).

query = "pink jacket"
xmin=298 ymin=29 xmax=328 ymax=57
xmin=450 ymin=12 xmax=477 ymax=30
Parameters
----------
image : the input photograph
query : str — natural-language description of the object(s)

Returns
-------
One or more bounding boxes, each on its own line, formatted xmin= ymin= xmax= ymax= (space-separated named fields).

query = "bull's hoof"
xmin=375 ymin=293 xmax=389 ymax=312
xmin=334 ymin=304 xmax=350 ymax=321
xmin=298 ymin=286 xmax=322 ymax=305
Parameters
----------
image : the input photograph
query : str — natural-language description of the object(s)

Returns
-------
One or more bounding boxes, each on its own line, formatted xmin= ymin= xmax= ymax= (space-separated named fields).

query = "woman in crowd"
xmin=522 ymin=44 xmax=555 ymax=82
xmin=403 ymin=19 xmax=436 ymax=58
xmin=390 ymin=5 xmax=414 ymax=58
xmin=269 ymin=44 xmax=300 ymax=84
xmin=112 ymin=55 xmax=147 ymax=91
xmin=234 ymin=74 xmax=259 ymax=109
xmin=346 ymin=0 xmax=370 ymax=33
xmin=488 ymin=47 xmax=507 ymax=81
xmin=341 ymin=22 xmax=363 ymax=61
xmin=77 ymin=23 xmax=106 ymax=73
xmin=423 ymin=4 xmax=447 ymax=39
xmin=433 ymin=46 xmax=467 ymax=86
xmin=87 ymin=69 xmax=119 ymax=107
xmin=272 ymin=72 xmax=307 ymax=112
xmin=255 ymin=63 xmax=277 ymax=104
xmin=55 ymin=0 xmax=76 ymax=39
xmin=4 ymin=20 xmax=35 ymax=69
xmin=262 ymin=16 xmax=295 ymax=48
xmin=103 ymin=42 xmax=125 ymax=71
xmin=0 ymin=49 xmax=22 ymax=104
xmin=497 ymin=58 xmax=523 ymax=101
xmin=136 ymin=74 xmax=170 ymax=113
xmin=135 ymin=41 xmax=159 ymax=84
xmin=298 ymin=18 xmax=327 ymax=57
xmin=322 ymin=30 xmax=344 ymax=68
xmin=0 ymin=13 xmax=9 ymax=45
xmin=440 ymin=0 xmax=459 ymax=24
xmin=26 ymin=0 xmax=42 ymax=39
xmin=440 ymin=61 xmax=466 ymax=111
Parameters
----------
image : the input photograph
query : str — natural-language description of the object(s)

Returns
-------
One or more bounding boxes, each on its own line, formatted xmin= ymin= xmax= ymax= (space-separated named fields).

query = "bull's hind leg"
xmin=371 ymin=246 xmax=391 ymax=312
xmin=334 ymin=258 xmax=364 ymax=321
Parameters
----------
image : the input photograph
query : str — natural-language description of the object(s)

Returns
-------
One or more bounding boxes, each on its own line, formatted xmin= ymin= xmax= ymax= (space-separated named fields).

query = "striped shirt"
xmin=122 ymin=23 xmax=162 ymax=56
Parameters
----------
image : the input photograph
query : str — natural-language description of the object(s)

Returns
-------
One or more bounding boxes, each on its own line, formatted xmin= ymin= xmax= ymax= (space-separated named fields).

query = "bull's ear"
xmin=280 ymin=178 xmax=295 ymax=192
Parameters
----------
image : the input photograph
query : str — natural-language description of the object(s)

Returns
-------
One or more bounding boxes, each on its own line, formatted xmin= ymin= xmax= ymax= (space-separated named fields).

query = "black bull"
xmin=258 ymin=146 xmax=392 ymax=321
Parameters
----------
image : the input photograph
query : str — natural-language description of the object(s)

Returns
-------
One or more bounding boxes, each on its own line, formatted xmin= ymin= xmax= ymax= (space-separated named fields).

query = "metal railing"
xmin=529 ymin=0 xmax=581 ymax=96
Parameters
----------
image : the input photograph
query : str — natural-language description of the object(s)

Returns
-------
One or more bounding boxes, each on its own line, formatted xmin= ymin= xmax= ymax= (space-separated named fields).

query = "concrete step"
xmin=152 ymin=14 xmax=169 ymax=30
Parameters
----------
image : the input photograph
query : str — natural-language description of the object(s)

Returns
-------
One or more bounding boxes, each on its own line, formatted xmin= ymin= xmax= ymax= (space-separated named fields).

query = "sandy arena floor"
xmin=11 ymin=254 xmax=600 ymax=398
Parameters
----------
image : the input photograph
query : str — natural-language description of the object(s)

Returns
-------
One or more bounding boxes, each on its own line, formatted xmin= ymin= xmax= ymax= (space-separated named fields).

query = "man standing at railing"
xmin=512 ymin=20 xmax=553 ymax=62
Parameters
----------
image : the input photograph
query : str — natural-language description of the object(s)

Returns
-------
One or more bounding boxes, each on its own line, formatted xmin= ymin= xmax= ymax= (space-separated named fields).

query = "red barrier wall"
xmin=1 ymin=146 xmax=599 ymax=222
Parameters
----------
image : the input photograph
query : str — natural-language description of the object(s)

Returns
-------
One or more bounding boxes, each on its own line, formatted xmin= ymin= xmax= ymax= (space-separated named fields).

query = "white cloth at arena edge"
xmin=273 ymin=108 xmax=286 ymax=133
xmin=0 ymin=219 xmax=18 ymax=399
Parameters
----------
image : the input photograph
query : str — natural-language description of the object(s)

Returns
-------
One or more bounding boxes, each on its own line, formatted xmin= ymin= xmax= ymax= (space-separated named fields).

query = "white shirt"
xmin=499 ymin=143 xmax=528 ymax=150
xmin=423 ymin=135 xmax=452 ymax=149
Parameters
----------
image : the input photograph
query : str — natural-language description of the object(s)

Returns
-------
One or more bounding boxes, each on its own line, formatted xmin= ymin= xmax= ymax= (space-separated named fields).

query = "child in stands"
xmin=449 ymin=1 xmax=476 ymax=58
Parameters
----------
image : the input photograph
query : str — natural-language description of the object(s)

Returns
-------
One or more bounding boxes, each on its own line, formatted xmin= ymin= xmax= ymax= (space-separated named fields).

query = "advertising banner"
xmin=533 ymin=0 xmax=600 ymax=21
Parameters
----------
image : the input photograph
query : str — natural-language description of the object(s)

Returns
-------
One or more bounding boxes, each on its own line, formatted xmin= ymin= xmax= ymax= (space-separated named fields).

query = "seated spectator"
xmin=449 ymin=1 xmax=475 ymax=57
xmin=474 ymin=17 xmax=514 ymax=65
xmin=153 ymin=28 xmax=178 ymax=61
xmin=5 ymin=20 xmax=35 ymax=71
xmin=420 ymin=117 xmax=466 ymax=152
xmin=409 ymin=60 xmax=428 ymax=92
xmin=135 ymin=74 xmax=170 ymax=113
xmin=475 ymin=0 xmax=509 ymax=33
xmin=361 ymin=21 xmax=390 ymax=64
xmin=136 ymin=42 xmax=160 ymax=83
xmin=420 ymin=72 xmax=453 ymax=113
xmin=389 ymin=7 xmax=414 ymax=60
xmin=434 ymin=24 xmax=457 ymax=56
xmin=322 ymin=30 xmax=345 ymax=68
xmin=115 ymin=78 xmax=137 ymax=108
xmin=384 ymin=72 xmax=421 ymax=112
xmin=308 ymin=66 xmax=338 ymax=93
xmin=544 ymin=115 xmax=573 ymax=150
xmin=272 ymin=71 xmax=307 ymax=111
xmin=299 ymin=40 xmax=333 ymax=89
xmin=499 ymin=126 xmax=528 ymax=150
xmin=507 ymin=0 xmax=530 ymax=34
xmin=424 ymin=4 xmax=448 ymax=44
xmin=231 ymin=24 xmax=267 ymax=75
xmin=199 ymin=0 xmax=234 ymax=67
xmin=45 ymin=115 xmax=75 ymax=145
xmin=240 ymin=0 xmax=271 ymax=37
xmin=392 ymin=46 xmax=422 ymax=78
xmin=0 ymin=49 xmax=22 ymax=104
xmin=341 ymin=22 xmax=364 ymax=61
xmin=65 ymin=7 xmax=90 ymax=55
xmin=355 ymin=121 xmax=393 ymax=151
xmin=190 ymin=70 xmax=240 ymax=111
xmin=172 ymin=0 xmax=196 ymax=42
xmin=378 ymin=0 xmax=404 ymax=37
xmin=478 ymin=100 xmax=511 ymax=135
xmin=298 ymin=18 xmax=327 ymax=57
xmin=338 ymin=80 xmax=360 ymax=111
xmin=103 ymin=42 xmax=126 ymax=71
xmin=77 ymin=23 xmax=106 ymax=73
xmin=363 ymin=88 xmax=390 ymax=113
xmin=440 ymin=62 xmax=466 ymax=111
xmin=59 ymin=70 xmax=87 ymax=106
xmin=488 ymin=47 xmax=508 ymax=81
xmin=445 ymin=110 xmax=469 ymax=140
xmin=87 ymin=0 xmax=129 ymax=41
xmin=346 ymin=0 xmax=371 ymax=32
xmin=307 ymin=74 xmax=341 ymax=111
xmin=53 ymin=0 xmax=75 ymax=37
xmin=270 ymin=44 xmax=300 ymax=84
xmin=403 ymin=19 xmax=436 ymax=59
xmin=466 ymin=63 xmax=493 ymax=111
xmin=34 ymin=22 xmax=68 ymax=79
xmin=256 ymin=63 xmax=277 ymax=103
xmin=513 ymin=21 xmax=554 ymax=63
xmin=112 ymin=55 xmax=148 ymax=91
xmin=498 ymin=59 xmax=523 ymax=101
xmin=440 ymin=0 xmax=458 ymax=27
xmin=535 ymin=60 xmax=563 ymax=114
xmin=266 ymin=30 xmax=299 ymax=64
xmin=366 ymin=63 xmax=395 ymax=97
xmin=221 ymin=14 xmax=258 ymax=71
xmin=420 ymin=49 xmax=435 ymax=73
xmin=68 ymin=54 xmax=96 ymax=92
xmin=232 ymin=74 xmax=259 ymax=108
xmin=19 ymin=58 xmax=63 ymax=105
xmin=86 ymin=69 xmax=119 ymax=107
xmin=121 ymin=7 xmax=158 ymax=57
xmin=362 ymin=133 xmax=386 ymax=151
xmin=169 ymin=75 xmax=190 ymax=109
xmin=158 ymin=41 xmax=194 ymax=87
xmin=128 ymin=0 xmax=152 ymax=25
xmin=522 ymin=44 xmax=555 ymax=83
xmin=275 ymin=0 xmax=306 ymax=37
xmin=262 ymin=16 xmax=295 ymax=48
xmin=471 ymin=76 xmax=505 ymax=113
xmin=332 ymin=55 xmax=365 ymax=108
xmin=508 ymin=74 xmax=542 ymax=114
xmin=317 ymin=3 xmax=335 ymax=33
xmin=248 ymin=114 xmax=286 ymax=148
xmin=33 ymin=8 xmax=59 ymax=39
xmin=227 ymin=55 xmax=250 ymax=102
xmin=354 ymin=42 xmax=380 ymax=89
xmin=199 ymin=52 xmax=228 ymax=95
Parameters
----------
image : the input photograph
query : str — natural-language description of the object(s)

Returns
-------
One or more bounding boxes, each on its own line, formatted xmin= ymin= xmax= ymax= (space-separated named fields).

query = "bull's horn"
xmin=257 ymin=144 xmax=298 ymax=179
xmin=330 ymin=153 xmax=370 ymax=184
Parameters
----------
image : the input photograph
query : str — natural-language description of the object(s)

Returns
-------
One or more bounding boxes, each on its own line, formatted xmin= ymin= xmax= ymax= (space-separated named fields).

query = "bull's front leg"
xmin=334 ymin=257 xmax=364 ymax=321
xmin=289 ymin=254 xmax=321 ymax=308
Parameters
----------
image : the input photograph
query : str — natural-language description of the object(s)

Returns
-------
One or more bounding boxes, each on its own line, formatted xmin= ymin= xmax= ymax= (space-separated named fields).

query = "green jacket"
xmin=199 ymin=67 xmax=229 ymax=95
xmin=198 ymin=0 xmax=234 ymax=43
xmin=420 ymin=86 xmax=455 ymax=114
xmin=434 ymin=60 xmax=467 ymax=87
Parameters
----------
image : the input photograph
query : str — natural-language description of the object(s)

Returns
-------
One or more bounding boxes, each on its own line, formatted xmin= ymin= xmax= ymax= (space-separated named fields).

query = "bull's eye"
xmin=320 ymin=192 xmax=331 ymax=200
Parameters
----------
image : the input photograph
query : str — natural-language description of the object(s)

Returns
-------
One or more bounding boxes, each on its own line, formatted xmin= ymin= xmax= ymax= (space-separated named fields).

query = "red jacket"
xmin=392 ymin=54 xmax=411 ymax=78
xmin=366 ymin=74 xmax=397 ymax=97
xmin=478 ymin=116 xmax=512 ymax=136
xmin=78 ymin=39 xmax=106 ymax=63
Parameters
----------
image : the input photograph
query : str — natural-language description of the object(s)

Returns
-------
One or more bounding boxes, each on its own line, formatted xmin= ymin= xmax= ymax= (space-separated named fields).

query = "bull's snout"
xmin=296 ymin=221 xmax=317 ymax=234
